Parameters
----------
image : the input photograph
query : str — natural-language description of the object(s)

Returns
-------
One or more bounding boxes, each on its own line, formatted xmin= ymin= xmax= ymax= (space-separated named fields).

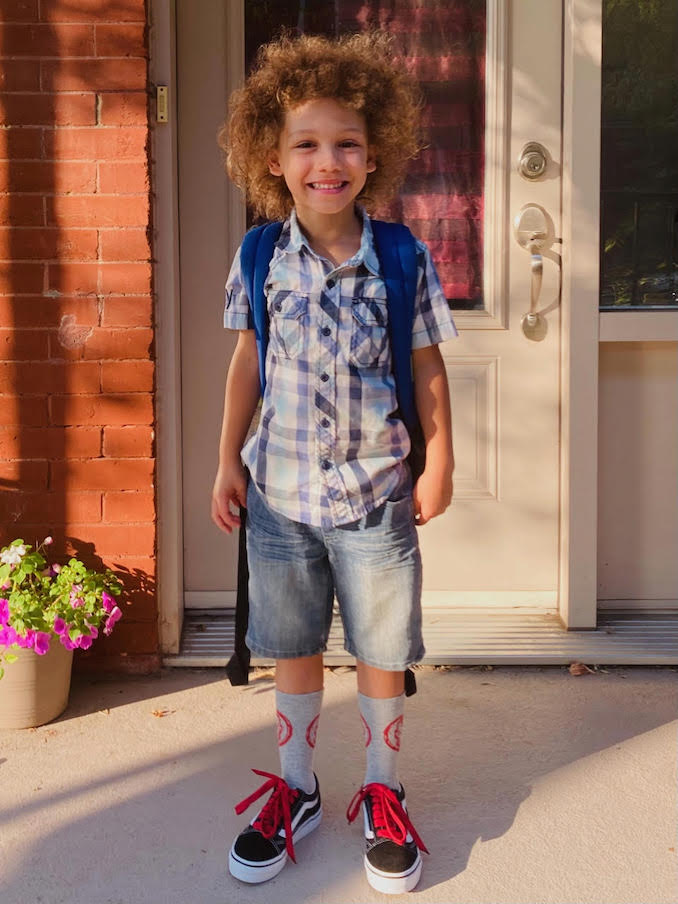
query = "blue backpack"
xmin=239 ymin=219 xmax=425 ymax=479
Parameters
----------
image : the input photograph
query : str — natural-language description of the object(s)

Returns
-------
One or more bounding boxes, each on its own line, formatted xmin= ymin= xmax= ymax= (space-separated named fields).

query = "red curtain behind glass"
xmin=246 ymin=1 xmax=486 ymax=309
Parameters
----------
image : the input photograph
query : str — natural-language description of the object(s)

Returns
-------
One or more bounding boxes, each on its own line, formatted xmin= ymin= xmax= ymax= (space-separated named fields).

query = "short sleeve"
xmin=223 ymin=246 xmax=254 ymax=331
xmin=411 ymin=240 xmax=459 ymax=349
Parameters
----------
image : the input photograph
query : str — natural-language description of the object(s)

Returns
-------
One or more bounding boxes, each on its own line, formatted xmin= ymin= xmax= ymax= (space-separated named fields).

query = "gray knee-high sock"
xmin=358 ymin=691 xmax=405 ymax=790
xmin=276 ymin=689 xmax=323 ymax=794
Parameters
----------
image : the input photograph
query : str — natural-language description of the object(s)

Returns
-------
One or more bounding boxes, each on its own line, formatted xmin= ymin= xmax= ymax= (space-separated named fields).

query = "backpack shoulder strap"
xmin=239 ymin=221 xmax=284 ymax=394
xmin=370 ymin=220 xmax=419 ymax=433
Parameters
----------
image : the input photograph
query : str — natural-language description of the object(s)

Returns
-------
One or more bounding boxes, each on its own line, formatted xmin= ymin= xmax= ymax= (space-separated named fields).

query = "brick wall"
xmin=0 ymin=0 xmax=159 ymax=674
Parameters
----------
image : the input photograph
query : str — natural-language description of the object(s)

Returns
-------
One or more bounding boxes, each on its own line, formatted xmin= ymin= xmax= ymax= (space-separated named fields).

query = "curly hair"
xmin=218 ymin=31 xmax=423 ymax=220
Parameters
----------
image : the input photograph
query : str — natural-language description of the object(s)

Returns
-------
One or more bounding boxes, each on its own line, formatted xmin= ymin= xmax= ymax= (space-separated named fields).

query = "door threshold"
xmin=163 ymin=609 xmax=678 ymax=667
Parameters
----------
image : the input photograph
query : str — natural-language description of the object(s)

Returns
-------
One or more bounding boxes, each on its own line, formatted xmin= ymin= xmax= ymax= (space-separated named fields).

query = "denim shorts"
xmin=244 ymin=469 xmax=425 ymax=671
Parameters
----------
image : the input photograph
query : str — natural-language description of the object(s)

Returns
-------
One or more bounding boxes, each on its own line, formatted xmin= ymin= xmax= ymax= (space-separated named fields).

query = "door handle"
xmin=514 ymin=205 xmax=549 ymax=341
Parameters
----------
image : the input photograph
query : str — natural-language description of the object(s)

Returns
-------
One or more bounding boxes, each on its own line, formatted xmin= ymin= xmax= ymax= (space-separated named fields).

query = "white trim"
xmin=559 ymin=0 xmax=602 ymax=629
xmin=150 ymin=0 xmax=184 ymax=654
xmin=599 ymin=311 xmax=678 ymax=342
xmin=454 ymin=0 xmax=510 ymax=331
xmin=185 ymin=591 xmax=237 ymax=609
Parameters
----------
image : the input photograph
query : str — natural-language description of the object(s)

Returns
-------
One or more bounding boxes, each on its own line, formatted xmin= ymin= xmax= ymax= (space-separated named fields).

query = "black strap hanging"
xmin=224 ymin=503 xmax=251 ymax=685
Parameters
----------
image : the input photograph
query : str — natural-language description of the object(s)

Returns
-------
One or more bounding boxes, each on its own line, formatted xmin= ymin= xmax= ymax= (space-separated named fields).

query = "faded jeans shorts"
xmin=244 ymin=469 xmax=425 ymax=672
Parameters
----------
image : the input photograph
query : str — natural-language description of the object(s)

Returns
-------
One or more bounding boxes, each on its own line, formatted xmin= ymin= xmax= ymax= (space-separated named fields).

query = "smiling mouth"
xmin=309 ymin=181 xmax=348 ymax=191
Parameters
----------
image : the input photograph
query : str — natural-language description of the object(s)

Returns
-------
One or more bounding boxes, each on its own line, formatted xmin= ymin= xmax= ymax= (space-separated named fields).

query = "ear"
xmin=366 ymin=148 xmax=377 ymax=174
xmin=268 ymin=151 xmax=283 ymax=177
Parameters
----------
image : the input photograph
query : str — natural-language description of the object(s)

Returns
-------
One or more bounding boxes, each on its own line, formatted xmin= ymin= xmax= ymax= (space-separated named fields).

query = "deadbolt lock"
xmin=518 ymin=142 xmax=548 ymax=180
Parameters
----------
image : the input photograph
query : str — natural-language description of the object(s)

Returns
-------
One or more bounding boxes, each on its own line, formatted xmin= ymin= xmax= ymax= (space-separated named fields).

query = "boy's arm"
xmin=411 ymin=343 xmax=454 ymax=526
xmin=211 ymin=330 xmax=261 ymax=534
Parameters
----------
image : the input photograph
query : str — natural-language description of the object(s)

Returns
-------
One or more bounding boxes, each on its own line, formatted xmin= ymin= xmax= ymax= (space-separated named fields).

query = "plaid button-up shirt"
xmin=223 ymin=208 xmax=458 ymax=528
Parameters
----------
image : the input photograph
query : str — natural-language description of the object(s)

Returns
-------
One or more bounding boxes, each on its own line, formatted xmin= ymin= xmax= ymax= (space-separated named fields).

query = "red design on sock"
xmin=276 ymin=710 xmax=293 ymax=746
xmin=305 ymin=714 xmax=319 ymax=748
xmin=383 ymin=714 xmax=403 ymax=751
xmin=360 ymin=713 xmax=372 ymax=748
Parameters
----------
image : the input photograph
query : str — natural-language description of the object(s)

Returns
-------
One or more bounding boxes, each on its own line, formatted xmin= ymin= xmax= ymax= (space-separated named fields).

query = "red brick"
xmin=40 ymin=1 xmax=146 ymax=24
xmin=0 ymin=160 xmax=96 ymax=192
xmin=0 ymin=490 xmax=101 ymax=523
xmin=47 ymin=195 xmax=150 ymax=229
xmin=1 ymin=23 xmax=94 ymax=56
xmin=59 ymin=523 xmax=155 ymax=556
xmin=100 ymin=553 xmax=155 ymax=579
xmin=98 ymin=91 xmax=147 ymax=126
xmin=100 ymin=263 xmax=151 ymax=295
xmin=98 ymin=161 xmax=148 ymax=193
xmin=0 ymin=459 xmax=47 ymax=488
xmin=51 ymin=457 xmax=153 ymax=492
xmin=0 ymin=227 xmax=98 ymax=261
xmin=101 ymin=359 xmax=153 ymax=392
xmin=101 ymin=295 xmax=151 ymax=327
xmin=49 ymin=393 xmax=153 ymax=426
xmin=95 ymin=24 xmax=146 ymax=57
xmin=90 ymin=620 xmax=158 ymax=655
xmin=0 ymin=262 xmax=43 ymax=293
xmin=46 ymin=194 xmax=148 ymax=226
xmin=46 ymin=263 xmax=98 ymax=295
xmin=0 ymin=328 xmax=48 ymax=359
xmin=0 ymin=296 xmax=99 ymax=328
xmin=0 ymin=361 xmax=100 ymax=393
xmin=100 ymin=228 xmax=150 ymax=261
xmin=0 ymin=194 xmax=44 ymax=226
xmin=49 ymin=327 xmax=153 ymax=361
xmin=41 ymin=59 xmax=146 ymax=91
xmin=103 ymin=425 xmax=152 ymax=457
xmin=44 ymin=127 xmax=147 ymax=161
xmin=0 ymin=1 xmax=38 ymax=22
xmin=104 ymin=490 xmax=154 ymax=521
xmin=0 ymin=395 xmax=47 ymax=425
xmin=0 ymin=128 xmax=43 ymax=160
xmin=0 ymin=94 xmax=96 ymax=127
xmin=0 ymin=60 xmax=40 ymax=91
xmin=0 ymin=425 xmax=100 ymax=459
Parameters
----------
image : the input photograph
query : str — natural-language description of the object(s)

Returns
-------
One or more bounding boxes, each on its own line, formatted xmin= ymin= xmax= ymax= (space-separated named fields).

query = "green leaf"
xmin=4 ymin=653 xmax=17 ymax=664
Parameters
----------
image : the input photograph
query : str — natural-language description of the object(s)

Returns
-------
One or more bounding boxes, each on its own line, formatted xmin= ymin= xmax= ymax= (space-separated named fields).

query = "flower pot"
xmin=0 ymin=640 xmax=73 ymax=729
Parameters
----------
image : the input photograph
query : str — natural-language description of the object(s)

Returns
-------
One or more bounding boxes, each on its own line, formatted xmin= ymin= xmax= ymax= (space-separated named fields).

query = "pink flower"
xmin=70 ymin=597 xmax=84 ymax=609
xmin=17 ymin=629 xmax=35 ymax=649
xmin=34 ymin=632 xmax=51 ymax=655
xmin=103 ymin=606 xmax=122 ymax=635
xmin=53 ymin=617 xmax=67 ymax=635
xmin=0 ymin=599 xmax=8 ymax=624
xmin=43 ymin=536 xmax=53 ymax=545
xmin=102 ymin=592 xmax=115 ymax=613
xmin=51 ymin=564 xmax=61 ymax=574
xmin=60 ymin=634 xmax=76 ymax=651
xmin=0 ymin=625 xmax=17 ymax=647
xmin=77 ymin=634 xmax=93 ymax=650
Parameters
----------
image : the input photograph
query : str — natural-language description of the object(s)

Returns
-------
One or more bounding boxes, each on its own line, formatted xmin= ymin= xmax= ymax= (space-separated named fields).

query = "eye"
xmin=339 ymin=139 xmax=360 ymax=148
xmin=294 ymin=140 xmax=315 ymax=149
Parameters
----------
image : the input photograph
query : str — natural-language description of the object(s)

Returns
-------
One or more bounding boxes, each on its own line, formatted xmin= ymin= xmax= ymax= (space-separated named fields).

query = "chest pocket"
xmin=268 ymin=290 xmax=308 ymax=360
xmin=349 ymin=297 xmax=389 ymax=367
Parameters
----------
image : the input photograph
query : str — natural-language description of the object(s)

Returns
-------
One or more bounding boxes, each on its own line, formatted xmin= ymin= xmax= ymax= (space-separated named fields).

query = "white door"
xmin=177 ymin=1 xmax=565 ymax=621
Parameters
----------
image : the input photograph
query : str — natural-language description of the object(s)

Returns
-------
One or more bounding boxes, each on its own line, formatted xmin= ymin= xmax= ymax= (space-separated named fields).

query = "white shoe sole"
xmin=364 ymin=851 xmax=422 ymax=894
xmin=228 ymin=807 xmax=323 ymax=884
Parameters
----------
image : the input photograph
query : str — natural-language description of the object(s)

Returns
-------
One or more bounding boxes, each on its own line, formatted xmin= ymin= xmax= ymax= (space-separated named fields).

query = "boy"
xmin=212 ymin=32 xmax=457 ymax=894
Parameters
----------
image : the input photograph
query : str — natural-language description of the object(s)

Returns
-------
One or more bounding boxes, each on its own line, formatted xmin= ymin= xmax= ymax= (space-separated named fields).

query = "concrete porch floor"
xmin=1 ymin=664 xmax=676 ymax=904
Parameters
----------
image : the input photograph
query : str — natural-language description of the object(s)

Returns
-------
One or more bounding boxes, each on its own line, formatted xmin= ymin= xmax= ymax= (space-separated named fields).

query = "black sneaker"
xmin=347 ymin=782 xmax=428 ymax=894
xmin=229 ymin=769 xmax=322 ymax=883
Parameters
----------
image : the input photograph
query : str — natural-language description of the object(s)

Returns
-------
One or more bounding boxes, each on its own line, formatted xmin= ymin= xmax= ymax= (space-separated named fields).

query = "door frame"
xmin=152 ymin=0 xmax=605 ymax=652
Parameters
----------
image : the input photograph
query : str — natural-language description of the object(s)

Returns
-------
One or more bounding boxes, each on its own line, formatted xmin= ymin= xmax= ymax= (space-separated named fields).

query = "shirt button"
xmin=326 ymin=278 xmax=335 ymax=290
xmin=274 ymin=302 xmax=282 ymax=311
xmin=321 ymin=326 xmax=331 ymax=337
xmin=321 ymin=417 xmax=330 ymax=428
xmin=321 ymin=459 xmax=331 ymax=470
xmin=320 ymin=372 xmax=329 ymax=382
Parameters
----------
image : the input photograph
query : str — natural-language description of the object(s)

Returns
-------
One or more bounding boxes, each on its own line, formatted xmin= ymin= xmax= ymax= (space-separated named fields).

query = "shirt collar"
xmin=283 ymin=206 xmax=380 ymax=276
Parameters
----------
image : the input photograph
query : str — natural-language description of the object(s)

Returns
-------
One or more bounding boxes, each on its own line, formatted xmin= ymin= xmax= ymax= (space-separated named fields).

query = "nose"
xmin=317 ymin=143 xmax=341 ymax=172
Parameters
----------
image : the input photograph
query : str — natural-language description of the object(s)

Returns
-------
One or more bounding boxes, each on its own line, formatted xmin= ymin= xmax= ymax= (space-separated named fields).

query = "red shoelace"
xmin=234 ymin=769 xmax=301 ymax=863
xmin=346 ymin=782 xmax=429 ymax=854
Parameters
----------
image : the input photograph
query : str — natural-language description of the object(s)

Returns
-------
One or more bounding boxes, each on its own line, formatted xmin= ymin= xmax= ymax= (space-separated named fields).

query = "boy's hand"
xmin=211 ymin=459 xmax=248 ymax=534
xmin=412 ymin=465 xmax=453 ymax=526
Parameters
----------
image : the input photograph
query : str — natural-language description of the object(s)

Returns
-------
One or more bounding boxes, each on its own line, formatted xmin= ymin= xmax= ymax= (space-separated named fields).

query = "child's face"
xmin=268 ymin=97 xmax=376 ymax=222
